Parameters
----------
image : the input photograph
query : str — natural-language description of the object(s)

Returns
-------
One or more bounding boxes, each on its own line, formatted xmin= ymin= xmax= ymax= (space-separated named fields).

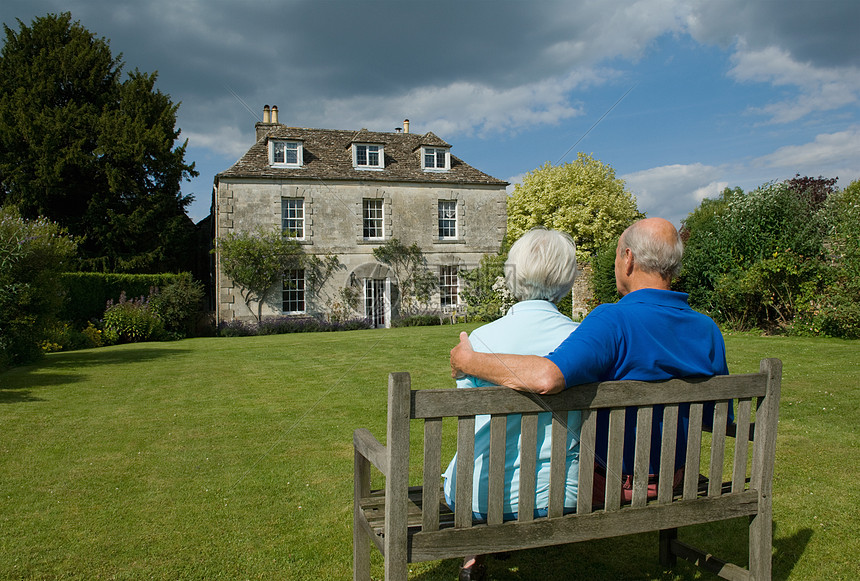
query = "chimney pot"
xmin=263 ymin=105 xmax=271 ymax=123
xmin=271 ymin=106 xmax=279 ymax=124
xmin=403 ymin=119 xmax=410 ymax=133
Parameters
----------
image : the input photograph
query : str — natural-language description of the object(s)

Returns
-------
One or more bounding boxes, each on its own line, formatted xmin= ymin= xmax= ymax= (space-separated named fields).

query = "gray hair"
xmin=621 ymin=220 xmax=684 ymax=279
xmin=505 ymin=228 xmax=577 ymax=302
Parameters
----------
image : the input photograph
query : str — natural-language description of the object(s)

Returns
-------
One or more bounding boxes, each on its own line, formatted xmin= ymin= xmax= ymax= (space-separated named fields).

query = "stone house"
xmin=212 ymin=107 xmax=508 ymax=327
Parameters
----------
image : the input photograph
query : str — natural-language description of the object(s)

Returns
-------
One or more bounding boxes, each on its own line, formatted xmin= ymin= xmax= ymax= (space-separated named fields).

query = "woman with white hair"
xmin=443 ymin=227 xmax=581 ymax=580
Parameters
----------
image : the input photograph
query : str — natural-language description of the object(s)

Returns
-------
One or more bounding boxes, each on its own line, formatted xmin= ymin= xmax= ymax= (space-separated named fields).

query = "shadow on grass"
xmin=773 ymin=527 xmax=813 ymax=581
xmin=0 ymin=345 xmax=190 ymax=402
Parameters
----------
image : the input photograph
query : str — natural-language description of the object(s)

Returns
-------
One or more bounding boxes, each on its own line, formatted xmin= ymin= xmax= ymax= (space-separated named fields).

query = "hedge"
xmin=61 ymin=272 xmax=189 ymax=325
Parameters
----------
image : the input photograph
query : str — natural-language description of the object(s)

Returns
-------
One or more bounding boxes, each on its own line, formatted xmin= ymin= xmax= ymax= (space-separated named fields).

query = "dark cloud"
xmin=689 ymin=1 xmax=860 ymax=68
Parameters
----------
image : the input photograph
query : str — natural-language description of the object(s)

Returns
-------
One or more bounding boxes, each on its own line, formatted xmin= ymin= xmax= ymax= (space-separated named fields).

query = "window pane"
xmin=368 ymin=145 xmax=379 ymax=166
xmin=363 ymin=199 xmax=383 ymax=239
xmin=425 ymin=149 xmax=436 ymax=168
xmin=283 ymin=269 xmax=306 ymax=313
xmin=438 ymin=200 xmax=457 ymax=238
xmin=282 ymin=199 xmax=304 ymax=238
xmin=273 ymin=141 xmax=285 ymax=163
xmin=285 ymin=142 xmax=298 ymax=164
xmin=440 ymin=266 xmax=459 ymax=307
xmin=356 ymin=145 xmax=367 ymax=166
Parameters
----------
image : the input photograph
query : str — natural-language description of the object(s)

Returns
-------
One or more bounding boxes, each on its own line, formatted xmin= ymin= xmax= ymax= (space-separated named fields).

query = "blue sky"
xmin=3 ymin=0 xmax=859 ymax=228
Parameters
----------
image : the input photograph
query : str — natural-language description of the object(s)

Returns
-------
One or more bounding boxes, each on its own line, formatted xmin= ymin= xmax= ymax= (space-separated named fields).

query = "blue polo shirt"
xmin=545 ymin=288 xmax=728 ymax=473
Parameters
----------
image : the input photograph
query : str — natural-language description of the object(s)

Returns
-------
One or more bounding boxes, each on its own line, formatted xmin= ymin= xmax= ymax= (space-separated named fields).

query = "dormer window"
xmin=270 ymin=140 xmax=303 ymax=167
xmin=353 ymin=144 xmax=384 ymax=169
xmin=422 ymin=147 xmax=450 ymax=171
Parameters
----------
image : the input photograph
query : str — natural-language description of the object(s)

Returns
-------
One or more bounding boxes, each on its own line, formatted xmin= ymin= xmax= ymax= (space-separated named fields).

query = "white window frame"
xmin=282 ymin=198 xmax=305 ymax=240
xmin=270 ymin=140 xmax=303 ymax=168
xmin=439 ymin=266 xmax=459 ymax=308
xmin=353 ymin=143 xmax=384 ymax=170
xmin=282 ymin=269 xmax=306 ymax=314
xmin=438 ymin=200 xmax=458 ymax=239
xmin=362 ymin=199 xmax=384 ymax=240
xmin=422 ymin=146 xmax=450 ymax=171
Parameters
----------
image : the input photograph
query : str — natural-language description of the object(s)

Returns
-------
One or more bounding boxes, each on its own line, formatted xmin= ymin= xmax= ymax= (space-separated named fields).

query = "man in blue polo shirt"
xmin=450 ymin=217 xmax=728 ymax=492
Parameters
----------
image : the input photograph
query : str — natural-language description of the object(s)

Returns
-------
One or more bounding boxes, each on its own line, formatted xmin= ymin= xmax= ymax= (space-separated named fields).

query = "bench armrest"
xmin=354 ymin=428 xmax=388 ymax=476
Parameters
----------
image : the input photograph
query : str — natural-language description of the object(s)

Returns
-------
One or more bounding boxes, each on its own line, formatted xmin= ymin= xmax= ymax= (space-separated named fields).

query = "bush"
xmin=218 ymin=316 xmax=372 ymax=337
xmin=0 ymin=206 xmax=77 ymax=369
xmin=103 ymin=291 xmax=165 ymax=344
xmin=148 ymin=273 xmax=205 ymax=337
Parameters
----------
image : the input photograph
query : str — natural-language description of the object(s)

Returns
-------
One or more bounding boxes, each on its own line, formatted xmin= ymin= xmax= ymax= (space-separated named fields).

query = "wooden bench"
xmin=353 ymin=358 xmax=781 ymax=580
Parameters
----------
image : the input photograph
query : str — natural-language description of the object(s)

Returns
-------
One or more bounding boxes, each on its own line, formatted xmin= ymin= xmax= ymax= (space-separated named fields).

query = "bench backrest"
xmin=386 ymin=358 xmax=781 ymax=536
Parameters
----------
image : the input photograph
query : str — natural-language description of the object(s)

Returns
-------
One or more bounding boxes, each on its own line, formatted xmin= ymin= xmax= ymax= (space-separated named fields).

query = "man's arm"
xmin=450 ymin=331 xmax=566 ymax=395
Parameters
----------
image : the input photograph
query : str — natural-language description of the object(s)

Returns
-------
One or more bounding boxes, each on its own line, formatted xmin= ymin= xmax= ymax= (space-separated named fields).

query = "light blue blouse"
xmin=443 ymin=300 xmax=580 ymax=517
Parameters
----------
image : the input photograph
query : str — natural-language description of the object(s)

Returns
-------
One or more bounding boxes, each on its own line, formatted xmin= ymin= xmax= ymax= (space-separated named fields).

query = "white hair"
xmin=621 ymin=220 xmax=684 ymax=279
xmin=505 ymin=228 xmax=577 ymax=302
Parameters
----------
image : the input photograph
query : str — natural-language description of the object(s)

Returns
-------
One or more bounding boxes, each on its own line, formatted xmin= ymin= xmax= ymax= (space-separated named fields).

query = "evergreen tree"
xmin=0 ymin=13 xmax=197 ymax=272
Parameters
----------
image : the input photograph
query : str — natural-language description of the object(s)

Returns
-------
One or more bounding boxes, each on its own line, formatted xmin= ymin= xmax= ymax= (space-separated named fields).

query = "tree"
xmin=506 ymin=153 xmax=643 ymax=261
xmin=679 ymin=181 xmax=829 ymax=332
xmin=217 ymin=228 xmax=305 ymax=322
xmin=0 ymin=205 xmax=77 ymax=368
xmin=372 ymin=238 xmax=438 ymax=317
xmin=0 ymin=13 xmax=197 ymax=273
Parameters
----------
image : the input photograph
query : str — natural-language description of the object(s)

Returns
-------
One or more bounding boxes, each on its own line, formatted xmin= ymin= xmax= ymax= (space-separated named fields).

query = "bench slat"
xmin=406 ymin=491 xmax=760 ymax=561
xmin=732 ymin=399 xmax=752 ymax=493
xmin=577 ymin=410 xmax=596 ymax=515
xmin=632 ymin=406 xmax=653 ymax=507
xmin=604 ymin=408 xmax=625 ymax=511
xmin=708 ymin=401 xmax=730 ymax=497
xmin=455 ymin=415 xmax=476 ymax=528
xmin=411 ymin=374 xmax=768 ymax=419
xmin=684 ymin=402 xmax=704 ymax=500
xmin=487 ymin=414 xmax=507 ymax=525
xmin=518 ymin=413 xmax=538 ymax=522
xmin=422 ymin=418 xmax=442 ymax=532
xmin=658 ymin=404 xmax=679 ymax=504
xmin=548 ymin=411 xmax=568 ymax=518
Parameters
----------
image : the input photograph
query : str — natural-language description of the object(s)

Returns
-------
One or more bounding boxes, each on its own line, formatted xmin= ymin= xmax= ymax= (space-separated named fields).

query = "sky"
xmin=3 ymin=0 xmax=860 ymax=228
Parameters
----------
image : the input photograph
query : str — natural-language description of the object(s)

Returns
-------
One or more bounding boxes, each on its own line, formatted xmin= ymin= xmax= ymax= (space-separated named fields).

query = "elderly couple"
xmin=446 ymin=218 xmax=728 ymax=580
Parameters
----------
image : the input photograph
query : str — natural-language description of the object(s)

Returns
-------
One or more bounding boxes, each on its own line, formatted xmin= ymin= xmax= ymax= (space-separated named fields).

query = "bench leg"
xmin=354 ymin=450 xmax=371 ymax=581
xmin=659 ymin=528 xmax=678 ymax=568
xmin=749 ymin=510 xmax=773 ymax=580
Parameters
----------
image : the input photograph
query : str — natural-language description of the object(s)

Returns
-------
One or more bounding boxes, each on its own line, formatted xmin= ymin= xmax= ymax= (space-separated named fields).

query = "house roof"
xmin=217 ymin=125 xmax=508 ymax=186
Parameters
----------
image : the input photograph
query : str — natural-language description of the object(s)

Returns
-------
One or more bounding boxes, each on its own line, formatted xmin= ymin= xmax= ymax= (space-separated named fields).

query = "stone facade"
xmin=213 ymin=113 xmax=508 ymax=326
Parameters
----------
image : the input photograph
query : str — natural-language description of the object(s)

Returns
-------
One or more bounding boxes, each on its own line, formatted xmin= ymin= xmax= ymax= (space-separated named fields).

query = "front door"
xmin=364 ymin=278 xmax=389 ymax=328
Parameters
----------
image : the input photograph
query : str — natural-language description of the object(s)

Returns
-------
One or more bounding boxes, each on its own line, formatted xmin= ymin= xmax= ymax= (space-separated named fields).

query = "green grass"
xmin=1 ymin=327 xmax=857 ymax=580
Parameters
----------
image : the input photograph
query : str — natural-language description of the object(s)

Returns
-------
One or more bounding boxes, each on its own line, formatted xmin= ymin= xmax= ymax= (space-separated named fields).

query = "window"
xmin=354 ymin=144 xmax=384 ymax=169
xmin=282 ymin=198 xmax=304 ymax=239
xmin=363 ymin=199 xmax=384 ymax=239
xmin=423 ymin=147 xmax=449 ymax=170
xmin=283 ymin=269 xmax=306 ymax=313
xmin=439 ymin=266 xmax=459 ymax=308
xmin=438 ymin=200 xmax=457 ymax=239
xmin=270 ymin=140 xmax=302 ymax=167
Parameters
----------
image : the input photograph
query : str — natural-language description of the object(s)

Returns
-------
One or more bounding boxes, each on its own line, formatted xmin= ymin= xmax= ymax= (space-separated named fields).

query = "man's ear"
xmin=623 ymin=248 xmax=635 ymax=276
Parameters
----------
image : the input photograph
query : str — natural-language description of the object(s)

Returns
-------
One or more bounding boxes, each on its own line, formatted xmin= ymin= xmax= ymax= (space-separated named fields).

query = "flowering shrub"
xmin=218 ymin=316 xmax=371 ymax=337
xmin=103 ymin=291 xmax=164 ymax=344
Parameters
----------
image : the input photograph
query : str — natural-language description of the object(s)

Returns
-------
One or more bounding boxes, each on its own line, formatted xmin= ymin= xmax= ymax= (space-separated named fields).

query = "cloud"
xmin=728 ymin=44 xmax=860 ymax=124
xmin=622 ymin=163 xmax=726 ymax=226
xmin=754 ymin=126 xmax=860 ymax=176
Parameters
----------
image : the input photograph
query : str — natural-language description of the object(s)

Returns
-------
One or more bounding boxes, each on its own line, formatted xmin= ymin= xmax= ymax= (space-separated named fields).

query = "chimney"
xmin=403 ymin=119 xmax=410 ymax=134
xmin=256 ymin=104 xmax=282 ymax=141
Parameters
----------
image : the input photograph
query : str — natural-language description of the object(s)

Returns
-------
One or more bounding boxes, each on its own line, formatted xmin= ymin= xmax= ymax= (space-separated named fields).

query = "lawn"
xmin=1 ymin=326 xmax=857 ymax=580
